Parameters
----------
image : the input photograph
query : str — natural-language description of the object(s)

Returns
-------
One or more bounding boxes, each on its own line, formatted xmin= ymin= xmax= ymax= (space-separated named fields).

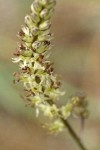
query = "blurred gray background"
xmin=0 ymin=0 xmax=100 ymax=150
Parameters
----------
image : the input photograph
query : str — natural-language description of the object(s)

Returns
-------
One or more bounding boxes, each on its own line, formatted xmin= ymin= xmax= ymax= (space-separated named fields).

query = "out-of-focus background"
xmin=0 ymin=0 xmax=100 ymax=149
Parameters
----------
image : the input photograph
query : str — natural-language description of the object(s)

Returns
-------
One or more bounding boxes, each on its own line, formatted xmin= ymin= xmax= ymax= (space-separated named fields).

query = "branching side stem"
xmin=48 ymin=100 xmax=88 ymax=150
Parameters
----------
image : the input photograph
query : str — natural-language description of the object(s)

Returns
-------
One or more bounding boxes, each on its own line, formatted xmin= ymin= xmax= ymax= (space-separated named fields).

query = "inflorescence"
xmin=12 ymin=0 xmax=88 ymax=133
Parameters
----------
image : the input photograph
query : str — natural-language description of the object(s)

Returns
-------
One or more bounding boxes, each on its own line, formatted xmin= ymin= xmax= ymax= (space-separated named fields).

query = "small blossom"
xmin=48 ymin=119 xmax=64 ymax=133
xmin=30 ymin=95 xmax=43 ymax=106
xmin=39 ymin=20 xmax=51 ymax=30
xmin=12 ymin=57 xmax=21 ymax=63
xmin=39 ymin=104 xmax=58 ymax=118
xmin=70 ymin=93 xmax=89 ymax=119
xmin=60 ymin=103 xmax=72 ymax=119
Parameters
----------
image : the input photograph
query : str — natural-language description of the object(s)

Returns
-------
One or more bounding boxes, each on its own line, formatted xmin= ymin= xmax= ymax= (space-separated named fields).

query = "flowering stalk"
xmin=13 ymin=0 xmax=89 ymax=150
xmin=13 ymin=0 xmax=65 ymax=131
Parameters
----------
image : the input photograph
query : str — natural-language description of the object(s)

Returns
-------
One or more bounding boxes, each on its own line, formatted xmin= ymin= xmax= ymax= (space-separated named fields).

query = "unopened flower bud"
xmin=24 ymin=42 xmax=32 ymax=48
xmin=38 ymin=33 xmax=53 ymax=42
xmin=40 ymin=9 xmax=48 ymax=18
xmin=47 ymin=1 xmax=56 ymax=10
xmin=31 ymin=13 xmax=40 ymax=24
xmin=39 ymin=20 xmax=51 ymax=30
xmin=31 ymin=1 xmax=42 ymax=14
xmin=39 ymin=0 xmax=48 ymax=6
xmin=25 ymin=15 xmax=36 ymax=29
xmin=31 ymin=27 xmax=39 ymax=36
xmin=32 ymin=41 xmax=48 ymax=53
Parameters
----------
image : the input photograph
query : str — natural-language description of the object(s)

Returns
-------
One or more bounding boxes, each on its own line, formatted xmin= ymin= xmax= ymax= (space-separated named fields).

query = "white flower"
xmin=61 ymin=103 xmax=72 ymax=119
xmin=31 ymin=95 xmax=43 ymax=106
xmin=19 ymin=59 xmax=27 ymax=68
xmin=12 ymin=57 xmax=21 ymax=63
xmin=22 ymin=26 xmax=30 ymax=36
xmin=49 ymin=89 xmax=64 ymax=101
xmin=19 ymin=56 xmax=39 ymax=69
xmin=36 ymin=108 xmax=40 ymax=117
xmin=34 ymin=61 xmax=45 ymax=70
xmin=39 ymin=104 xmax=58 ymax=118
xmin=48 ymin=119 xmax=64 ymax=133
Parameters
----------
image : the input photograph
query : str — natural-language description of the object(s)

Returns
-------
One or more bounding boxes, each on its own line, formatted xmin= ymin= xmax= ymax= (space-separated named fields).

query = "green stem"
xmin=61 ymin=119 xmax=88 ymax=150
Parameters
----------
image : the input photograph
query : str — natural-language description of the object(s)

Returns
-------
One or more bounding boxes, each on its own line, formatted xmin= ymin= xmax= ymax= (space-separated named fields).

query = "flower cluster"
xmin=13 ymin=0 xmax=89 ymax=133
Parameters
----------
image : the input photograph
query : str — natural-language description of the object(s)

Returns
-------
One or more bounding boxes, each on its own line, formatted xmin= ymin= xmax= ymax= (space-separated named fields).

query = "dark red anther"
xmin=44 ymin=41 xmax=50 ymax=45
xmin=18 ymin=29 xmax=25 ymax=37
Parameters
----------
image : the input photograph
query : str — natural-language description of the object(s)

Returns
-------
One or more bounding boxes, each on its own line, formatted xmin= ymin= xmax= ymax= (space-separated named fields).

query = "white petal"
xmin=12 ymin=57 xmax=21 ymax=63
xmin=36 ymin=108 xmax=40 ymax=117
